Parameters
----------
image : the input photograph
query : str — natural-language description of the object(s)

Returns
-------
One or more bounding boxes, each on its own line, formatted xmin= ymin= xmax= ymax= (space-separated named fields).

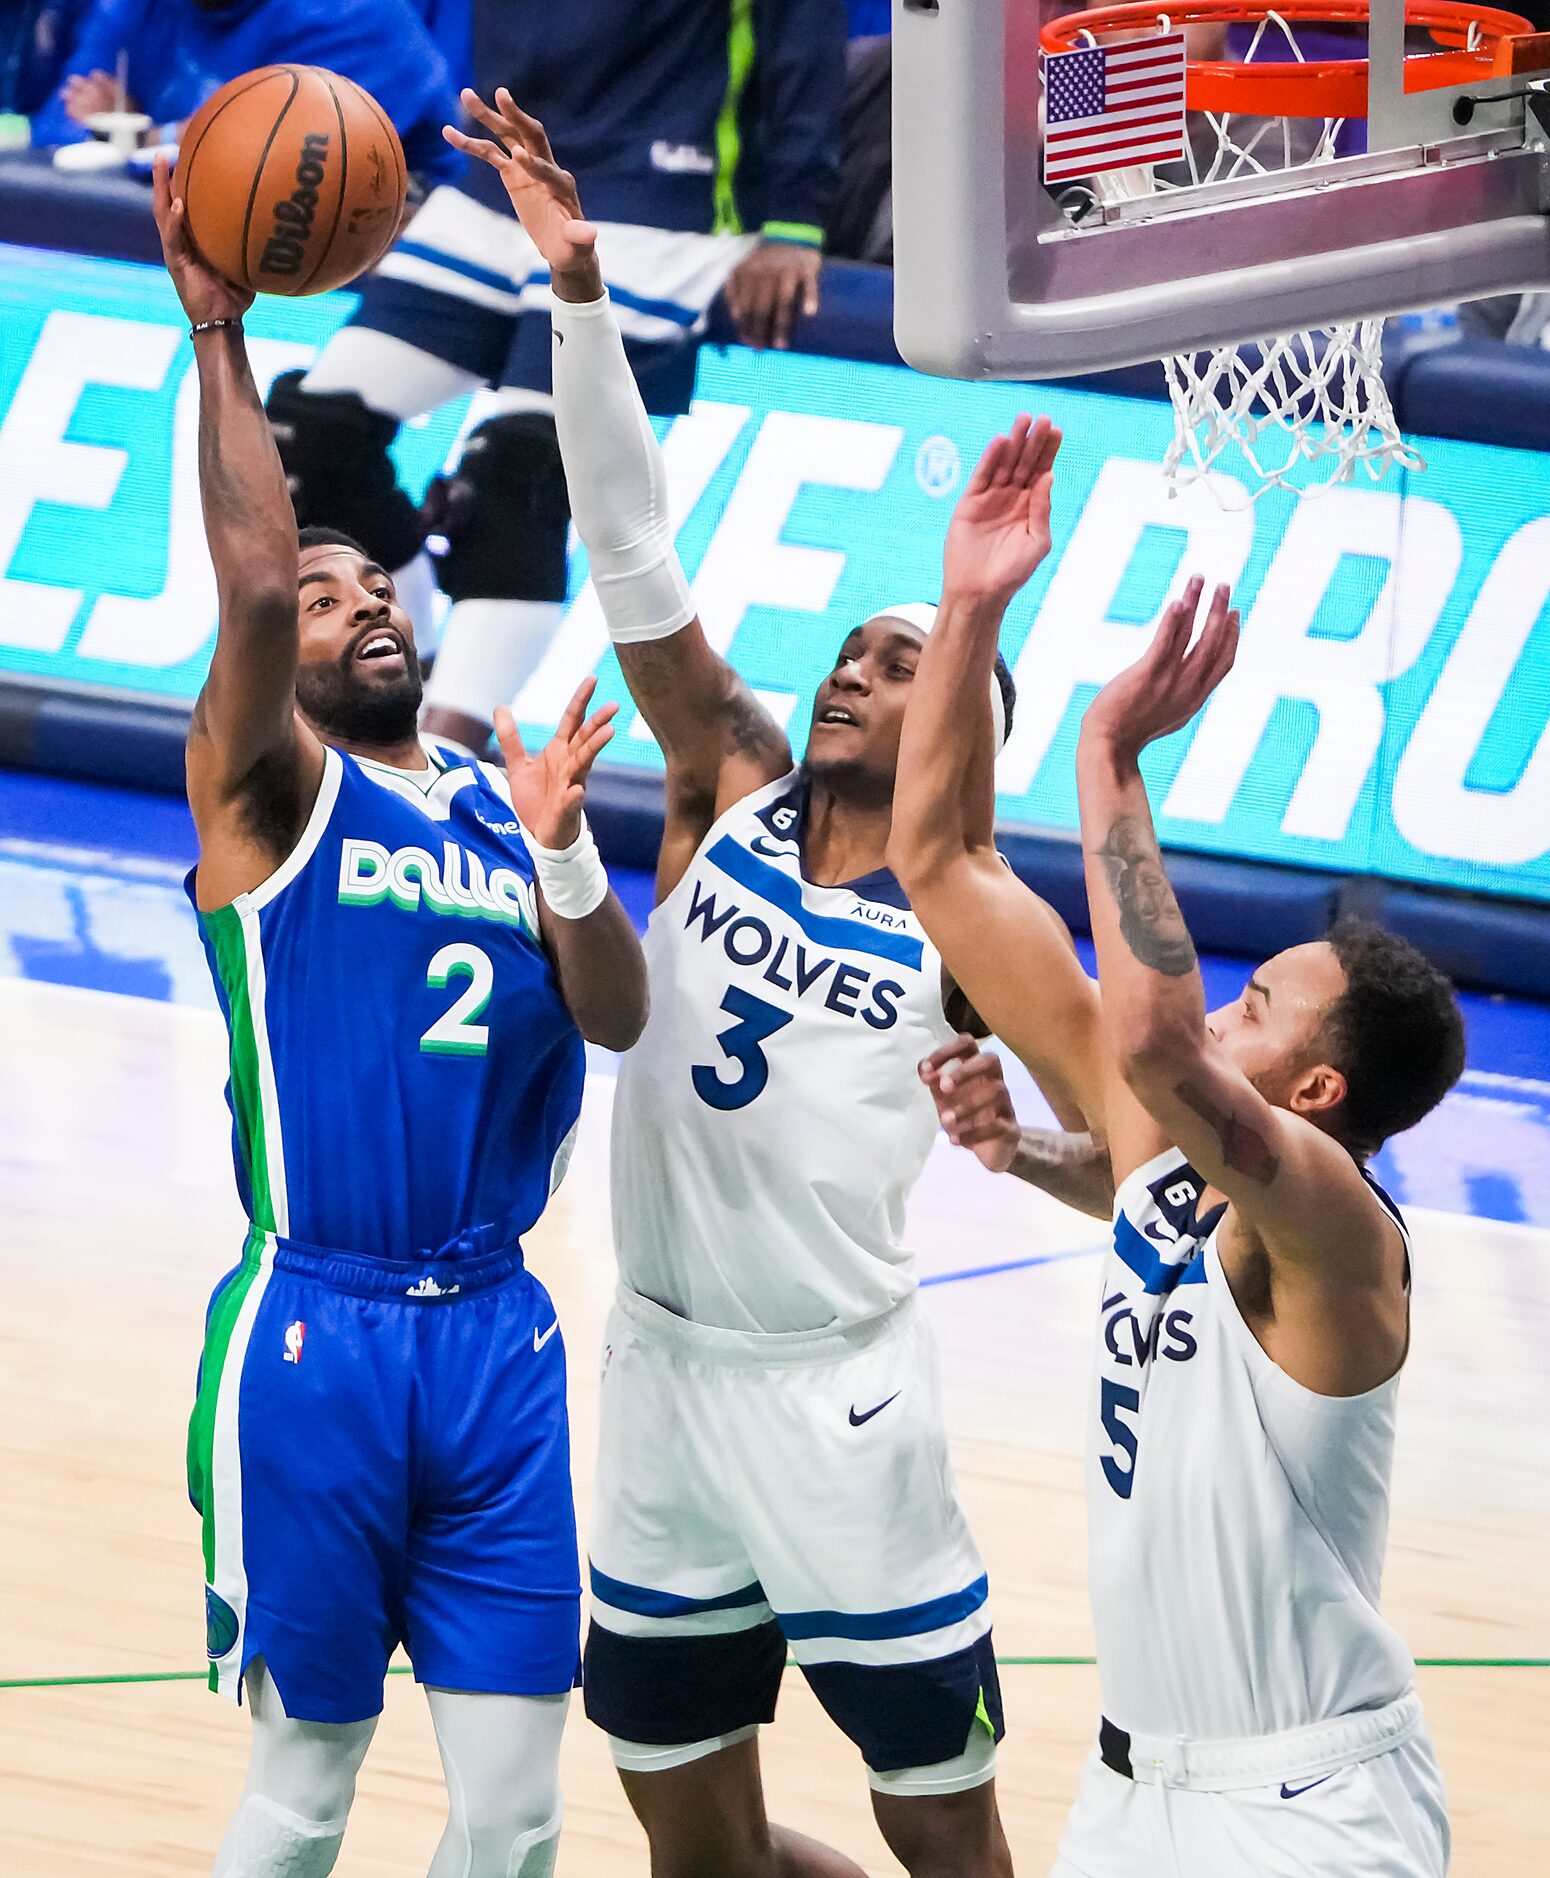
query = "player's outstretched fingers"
xmin=962 ymin=431 xmax=1010 ymax=498
xmin=1012 ymin=414 xmax=1056 ymax=486
xmin=571 ymin=706 xmax=619 ymax=784
xmin=461 ymin=86 xmax=521 ymax=150
xmin=495 ymin=90 xmax=559 ymax=167
xmin=492 ymin=704 xmax=528 ymax=767
xmin=553 ymin=675 xmax=600 ymax=747
xmin=443 ymin=122 xmax=506 ymax=166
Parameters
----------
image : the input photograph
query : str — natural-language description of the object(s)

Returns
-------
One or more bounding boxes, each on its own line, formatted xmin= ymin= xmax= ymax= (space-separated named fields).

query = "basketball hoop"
xmin=1042 ymin=0 xmax=1541 ymax=500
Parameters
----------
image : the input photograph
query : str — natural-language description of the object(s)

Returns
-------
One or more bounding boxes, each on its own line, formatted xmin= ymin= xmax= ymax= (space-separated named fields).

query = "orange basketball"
xmin=176 ymin=65 xmax=407 ymax=297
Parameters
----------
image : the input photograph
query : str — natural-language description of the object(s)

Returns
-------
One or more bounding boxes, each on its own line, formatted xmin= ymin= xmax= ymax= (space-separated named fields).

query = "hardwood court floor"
xmin=2 ymin=977 xmax=1546 ymax=1874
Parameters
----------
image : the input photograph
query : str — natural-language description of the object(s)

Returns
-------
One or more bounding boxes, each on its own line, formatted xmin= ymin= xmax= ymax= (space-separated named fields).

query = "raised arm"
xmin=153 ymin=156 xmax=323 ymax=902
xmin=1075 ymin=580 xmax=1401 ymax=1309
xmin=887 ymin=417 xmax=1107 ymax=1131
xmin=494 ymin=684 xmax=648 ymax=1052
xmin=445 ymin=92 xmax=790 ymax=899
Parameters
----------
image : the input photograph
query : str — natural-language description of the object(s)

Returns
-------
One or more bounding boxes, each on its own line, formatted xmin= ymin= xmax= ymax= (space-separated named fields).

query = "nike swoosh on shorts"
xmin=534 ymin=1320 xmax=560 ymax=1353
xmin=1279 ymin=1773 xmax=1338 ymax=1799
xmin=848 ymin=1392 xmax=900 ymax=1427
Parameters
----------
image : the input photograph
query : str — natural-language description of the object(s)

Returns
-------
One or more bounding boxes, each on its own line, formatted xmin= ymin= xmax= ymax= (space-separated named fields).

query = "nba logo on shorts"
xmin=283 ymin=1321 xmax=306 ymax=1364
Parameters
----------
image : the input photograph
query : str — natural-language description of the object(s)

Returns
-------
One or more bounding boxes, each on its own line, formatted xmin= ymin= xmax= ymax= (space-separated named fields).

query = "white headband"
xmin=863 ymin=602 xmax=1008 ymax=752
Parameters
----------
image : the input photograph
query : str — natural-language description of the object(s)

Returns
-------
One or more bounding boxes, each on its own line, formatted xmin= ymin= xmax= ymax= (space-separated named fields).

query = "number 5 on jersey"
xmin=421 ymin=943 xmax=493 ymax=1057
xmin=693 ymin=987 xmax=794 ymax=1111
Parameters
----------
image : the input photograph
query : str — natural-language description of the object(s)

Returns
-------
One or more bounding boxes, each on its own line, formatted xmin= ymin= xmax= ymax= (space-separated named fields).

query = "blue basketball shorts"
xmin=188 ymin=1228 xmax=580 ymax=1725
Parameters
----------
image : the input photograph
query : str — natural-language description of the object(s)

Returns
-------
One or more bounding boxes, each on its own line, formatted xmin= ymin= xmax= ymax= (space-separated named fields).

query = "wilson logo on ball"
xmin=261 ymin=133 xmax=330 ymax=278
xmin=177 ymin=65 xmax=407 ymax=297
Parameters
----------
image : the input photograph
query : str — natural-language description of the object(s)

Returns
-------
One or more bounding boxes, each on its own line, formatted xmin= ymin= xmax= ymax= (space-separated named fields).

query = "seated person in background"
xmin=0 ymin=0 xmax=92 ymax=118
xmin=31 ymin=0 xmax=462 ymax=191
xmin=413 ymin=0 xmax=471 ymax=91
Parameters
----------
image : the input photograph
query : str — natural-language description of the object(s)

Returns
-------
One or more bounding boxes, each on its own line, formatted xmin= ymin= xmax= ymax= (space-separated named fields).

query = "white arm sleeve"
xmin=549 ymin=292 xmax=696 ymax=644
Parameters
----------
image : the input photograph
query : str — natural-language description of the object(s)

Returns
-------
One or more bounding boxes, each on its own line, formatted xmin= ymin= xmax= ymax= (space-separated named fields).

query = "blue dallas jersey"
xmin=189 ymin=739 xmax=584 ymax=1262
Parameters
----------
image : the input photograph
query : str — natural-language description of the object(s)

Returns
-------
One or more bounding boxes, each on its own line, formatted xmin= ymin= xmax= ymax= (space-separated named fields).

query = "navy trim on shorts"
xmin=394 ymin=238 xmax=522 ymax=299
xmin=584 ymin=1618 xmax=786 ymax=1745
xmin=803 ymin=1632 xmax=1006 ymax=1774
xmin=776 ymin=1573 xmax=989 ymax=1642
xmin=589 ymin=1565 xmax=768 ymax=1620
xmin=526 ymin=267 xmax=702 ymax=329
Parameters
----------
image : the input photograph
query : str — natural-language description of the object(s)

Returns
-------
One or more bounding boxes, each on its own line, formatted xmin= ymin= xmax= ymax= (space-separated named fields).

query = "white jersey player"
xmin=892 ymin=539 xmax=1467 ymax=1877
xmin=446 ymin=90 xmax=1072 ymax=1878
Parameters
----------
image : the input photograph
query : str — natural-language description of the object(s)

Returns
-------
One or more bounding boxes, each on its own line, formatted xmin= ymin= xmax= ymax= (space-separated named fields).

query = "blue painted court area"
xmin=3 ymin=767 xmax=1548 ymax=1229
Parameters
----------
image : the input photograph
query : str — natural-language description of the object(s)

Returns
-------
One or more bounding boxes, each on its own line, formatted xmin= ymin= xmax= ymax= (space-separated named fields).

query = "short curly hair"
xmin=1321 ymin=918 xmax=1465 ymax=1157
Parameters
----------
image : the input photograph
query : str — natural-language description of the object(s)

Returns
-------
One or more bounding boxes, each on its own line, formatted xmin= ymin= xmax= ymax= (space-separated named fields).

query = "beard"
xmin=294 ymin=654 xmax=424 ymax=749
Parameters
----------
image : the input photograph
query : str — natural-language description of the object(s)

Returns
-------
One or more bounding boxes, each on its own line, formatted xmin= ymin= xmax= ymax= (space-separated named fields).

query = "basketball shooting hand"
xmin=921 ymin=1036 xmax=1021 ymax=1173
xmin=1083 ymin=576 xmax=1240 ymax=765
xmin=443 ymin=90 xmax=601 ymax=297
xmin=151 ymin=152 xmax=252 ymax=325
xmin=941 ymin=415 xmax=1063 ymax=607
xmin=494 ymin=678 xmax=619 ymax=851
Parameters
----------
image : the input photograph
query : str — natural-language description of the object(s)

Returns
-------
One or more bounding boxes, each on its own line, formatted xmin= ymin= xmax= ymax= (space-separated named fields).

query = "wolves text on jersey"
xmin=1101 ymin=1287 xmax=1200 ymax=1370
xmin=684 ymin=878 xmax=907 ymax=1030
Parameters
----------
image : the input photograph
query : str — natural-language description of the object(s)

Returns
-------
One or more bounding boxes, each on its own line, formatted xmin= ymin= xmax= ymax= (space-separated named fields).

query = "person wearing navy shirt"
xmin=264 ymin=0 xmax=847 ymax=767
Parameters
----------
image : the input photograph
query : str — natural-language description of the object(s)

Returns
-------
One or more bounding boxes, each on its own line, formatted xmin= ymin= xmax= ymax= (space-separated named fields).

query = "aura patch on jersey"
xmin=707 ymin=836 xmax=925 ymax=968
xmin=337 ymin=836 xmax=539 ymax=936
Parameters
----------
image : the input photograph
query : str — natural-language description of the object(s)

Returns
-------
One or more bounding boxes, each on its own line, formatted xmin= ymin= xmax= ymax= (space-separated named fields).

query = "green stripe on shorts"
xmin=186 ymin=1228 xmax=265 ymax=1583
xmin=200 ymin=904 xmax=277 ymax=1236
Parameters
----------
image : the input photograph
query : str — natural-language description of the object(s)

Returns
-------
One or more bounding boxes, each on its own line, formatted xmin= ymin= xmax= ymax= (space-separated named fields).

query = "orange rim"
xmin=1040 ymin=0 xmax=1536 ymax=119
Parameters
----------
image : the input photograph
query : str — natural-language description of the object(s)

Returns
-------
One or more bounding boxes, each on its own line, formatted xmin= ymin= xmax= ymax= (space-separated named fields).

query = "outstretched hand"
xmin=152 ymin=152 xmax=253 ymax=327
xmin=495 ymin=678 xmax=617 ymax=852
xmin=941 ymin=415 xmax=1062 ymax=608
xmin=443 ymin=89 xmax=600 ymax=291
xmin=1084 ymin=576 xmax=1240 ymax=764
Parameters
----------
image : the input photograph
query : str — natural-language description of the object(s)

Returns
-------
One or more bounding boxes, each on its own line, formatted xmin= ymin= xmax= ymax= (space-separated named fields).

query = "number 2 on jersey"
xmin=692 ymin=987 xmax=794 ymax=1111
xmin=421 ymin=943 xmax=493 ymax=1057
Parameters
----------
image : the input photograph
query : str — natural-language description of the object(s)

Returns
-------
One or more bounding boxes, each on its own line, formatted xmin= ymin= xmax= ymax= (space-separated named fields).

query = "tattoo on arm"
xmin=1174 ymin=1077 xmax=1281 ymax=1185
xmin=1007 ymin=1129 xmax=1115 ymax=1218
xmin=1095 ymin=814 xmax=1198 ymax=977
xmin=197 ymin=346 xmax=268 ymax=532
xmin=719 ymin=680 xmax=787 ymax=765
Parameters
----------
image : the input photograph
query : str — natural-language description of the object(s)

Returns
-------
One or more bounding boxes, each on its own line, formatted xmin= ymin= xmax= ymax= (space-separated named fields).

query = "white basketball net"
xmin=1162 ymin=321 xmax=1423 ymax=501
xmin=1070 ymin=9 xmax=1433 ymax=502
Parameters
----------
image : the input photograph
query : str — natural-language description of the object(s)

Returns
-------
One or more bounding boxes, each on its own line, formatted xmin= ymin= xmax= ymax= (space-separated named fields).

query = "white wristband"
xmin=528 ymin=813 xmax=609 ymax=921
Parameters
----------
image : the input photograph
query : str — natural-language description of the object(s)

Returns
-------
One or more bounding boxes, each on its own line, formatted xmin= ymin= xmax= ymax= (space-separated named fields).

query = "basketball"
xmin=175 ymin=65 xmax=407 ymax=298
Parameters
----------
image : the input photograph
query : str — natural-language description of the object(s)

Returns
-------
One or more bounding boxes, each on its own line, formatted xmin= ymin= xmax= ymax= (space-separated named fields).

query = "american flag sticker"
xmin=1042 ymin=33 xmax=1188 ymax=185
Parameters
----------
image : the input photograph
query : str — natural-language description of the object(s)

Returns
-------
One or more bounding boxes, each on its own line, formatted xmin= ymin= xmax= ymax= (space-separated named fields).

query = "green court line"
xmin=3 ymin=1658 xmax=1546 ymax=1691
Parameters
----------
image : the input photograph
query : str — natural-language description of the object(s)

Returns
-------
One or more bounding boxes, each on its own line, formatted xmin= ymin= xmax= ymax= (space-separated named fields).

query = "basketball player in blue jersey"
xmin=151 ymin=158 xmax=648 ymax=1878
xmin=890 ymin=432 xmax=1466 ymax=1876
xmin=441 ymin=92 xmax=1103 ymax=1878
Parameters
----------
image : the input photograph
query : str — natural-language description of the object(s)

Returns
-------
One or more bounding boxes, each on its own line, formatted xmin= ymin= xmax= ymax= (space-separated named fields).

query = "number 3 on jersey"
xmin=693 ymin=987 xmax=794 ymax=1111
xmin=421 ymin=943 xmax=493 ymax=1057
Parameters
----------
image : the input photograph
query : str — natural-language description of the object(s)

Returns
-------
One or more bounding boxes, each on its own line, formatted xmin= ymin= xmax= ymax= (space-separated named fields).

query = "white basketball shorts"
xmin=583 ymin=1289 xmax=1003 ymax=1791
xmin=340 ymin=182 xmax=755 ymax=407
xmin=1050 ymin=1728 xmax=1450 ymax=1877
